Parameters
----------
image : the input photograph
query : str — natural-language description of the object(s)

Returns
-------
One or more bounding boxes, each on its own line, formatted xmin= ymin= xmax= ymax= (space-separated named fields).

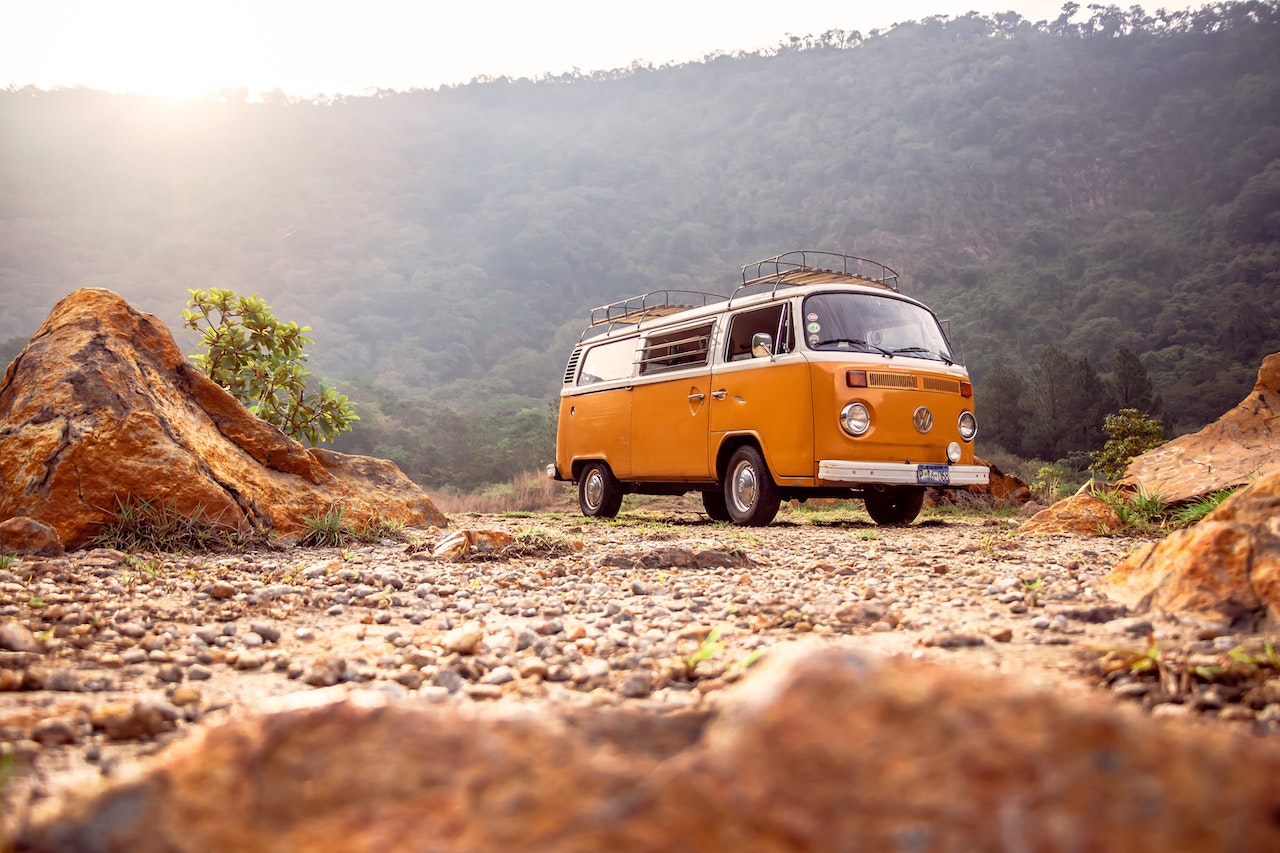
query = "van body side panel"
xmin=709 ymin=354 xmax=814 ymax=478
xmin=809 ymin=362 xmax=979 ymax=468
xmin=629 ymin=371 xmax=712 ymax=480
xmin=559 ymin=388 xmax=633 ymax=479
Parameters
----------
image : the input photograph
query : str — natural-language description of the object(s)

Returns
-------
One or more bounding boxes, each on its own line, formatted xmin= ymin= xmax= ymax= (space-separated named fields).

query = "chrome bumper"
xmin=818 ymin=461 xmax=990 ymax=487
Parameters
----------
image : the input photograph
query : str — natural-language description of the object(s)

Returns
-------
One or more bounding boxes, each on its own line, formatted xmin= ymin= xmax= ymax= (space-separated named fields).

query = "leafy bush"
xmin=1089 ymin=408 xmax=1165 ymax=481
xmin=184 ymin=288 xmax=358 ymax=445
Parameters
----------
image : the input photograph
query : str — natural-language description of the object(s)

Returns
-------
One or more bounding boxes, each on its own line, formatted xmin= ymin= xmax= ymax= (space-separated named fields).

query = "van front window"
xmin=802 ymin=292 xmax=955 ymax=364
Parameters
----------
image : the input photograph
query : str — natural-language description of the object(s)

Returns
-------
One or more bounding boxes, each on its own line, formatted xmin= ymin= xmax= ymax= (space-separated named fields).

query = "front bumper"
xmin=818 ymin=460 xmax=990 ymax=487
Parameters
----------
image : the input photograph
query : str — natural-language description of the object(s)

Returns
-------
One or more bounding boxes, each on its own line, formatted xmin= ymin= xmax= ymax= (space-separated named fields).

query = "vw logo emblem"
xmin=913 ymin=406 xmax=934 ymax=433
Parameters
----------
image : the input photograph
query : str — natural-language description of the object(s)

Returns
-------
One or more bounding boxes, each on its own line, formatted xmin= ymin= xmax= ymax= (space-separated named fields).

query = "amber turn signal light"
xmin=846 ymin=370 xmax=868 ymax=388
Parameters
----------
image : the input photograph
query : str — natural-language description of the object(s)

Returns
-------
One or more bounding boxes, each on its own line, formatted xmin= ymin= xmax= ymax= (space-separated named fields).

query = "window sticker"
xmin=806 ymin=322 xmax=821 ymax=335
xmin=808 ymin=334 xmax=820 ymax=346
xmin=806 ymin=312 xmax=818 ymax=322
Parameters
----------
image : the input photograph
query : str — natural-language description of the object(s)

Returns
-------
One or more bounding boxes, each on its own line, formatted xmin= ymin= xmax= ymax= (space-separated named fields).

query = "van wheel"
xmin=864 ymin=486 xmax=925 ymax=525
xmin=701 ymin=490 xmax=731 ymax=522
xmin=724 ymin=446 xmax=781 ymax=526
xmin=579 ymin=461 xmax=623 ymax=518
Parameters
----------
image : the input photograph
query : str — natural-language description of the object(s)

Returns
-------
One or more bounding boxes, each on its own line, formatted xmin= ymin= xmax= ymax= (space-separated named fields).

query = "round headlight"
xmin=947 ymin=441 xmax=963 ymax=463
xmin=958 ymin=411 xmax=977 ymax=441
xmin=840 ymin=402 xmax=871 ymax=436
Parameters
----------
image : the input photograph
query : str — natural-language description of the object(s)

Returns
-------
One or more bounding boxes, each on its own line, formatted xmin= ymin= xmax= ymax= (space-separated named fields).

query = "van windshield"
xmin=802 ymin=292 xmax=955 ymax=364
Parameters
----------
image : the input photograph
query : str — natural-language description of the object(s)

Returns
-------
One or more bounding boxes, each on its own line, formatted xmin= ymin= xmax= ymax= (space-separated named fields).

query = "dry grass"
xmin=433 ymin=470 xmax=577 ymax=515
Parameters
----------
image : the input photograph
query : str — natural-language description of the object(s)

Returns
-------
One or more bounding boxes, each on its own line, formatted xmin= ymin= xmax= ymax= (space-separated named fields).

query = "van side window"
xmin=639 ymin=322 xmax=714 ymax=374
xmin=725 ymin=305 xmax=792 ymax=361
xmin=577 ymin=339 xmax=636 ymax=385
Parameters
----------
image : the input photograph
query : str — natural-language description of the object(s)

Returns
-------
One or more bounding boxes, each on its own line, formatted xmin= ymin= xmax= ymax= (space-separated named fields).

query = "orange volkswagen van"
xmin=547 ymin=251 xmax=989 ymax=526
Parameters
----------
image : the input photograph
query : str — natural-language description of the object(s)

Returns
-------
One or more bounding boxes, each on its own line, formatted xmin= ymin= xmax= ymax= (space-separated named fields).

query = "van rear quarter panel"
xmin=810 ymin=362 xmax=979 ymax=467
xmin=558 ymin=388 xmax=633 ymax=479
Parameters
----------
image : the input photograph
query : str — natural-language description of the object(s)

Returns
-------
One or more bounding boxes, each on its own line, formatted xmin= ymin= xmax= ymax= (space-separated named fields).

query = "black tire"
xmin=578 ymin=461 xmax=624 ymax=518
xmin=864 ymin=486 xmax=925 ymax=526
xmin=702 ymin=489 xmax=732 ymax=522
xmin=724 ymin=445 xmax=781 ymax=526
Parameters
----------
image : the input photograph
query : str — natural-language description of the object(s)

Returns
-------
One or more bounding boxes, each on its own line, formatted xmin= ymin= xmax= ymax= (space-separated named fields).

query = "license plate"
xmin=917 ymin=464 xmax=950 ymax=486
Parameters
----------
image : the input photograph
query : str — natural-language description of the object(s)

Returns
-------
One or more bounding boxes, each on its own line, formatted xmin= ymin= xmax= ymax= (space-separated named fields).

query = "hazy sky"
xmin=0 ymin=1 xmax=1144 ymax=98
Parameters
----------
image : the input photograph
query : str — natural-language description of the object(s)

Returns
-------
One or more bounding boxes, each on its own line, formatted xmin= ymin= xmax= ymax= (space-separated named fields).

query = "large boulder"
xmin=0 ymin=289 xmax=446 ymax=548
xmin=1102 ymin=469 xmax=1280 ymax=630
xmin=18 ymin=645 xmax=1280 ymax=852
xmin=1120 ymin=352 xmax=1280 ymax=503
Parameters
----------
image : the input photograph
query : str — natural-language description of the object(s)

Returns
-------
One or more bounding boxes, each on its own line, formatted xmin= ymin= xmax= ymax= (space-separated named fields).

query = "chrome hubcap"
xmin=732 ymin=462 xmax=757 ymax=511
xmin=584 ymin=472 xmax=603 ymax=509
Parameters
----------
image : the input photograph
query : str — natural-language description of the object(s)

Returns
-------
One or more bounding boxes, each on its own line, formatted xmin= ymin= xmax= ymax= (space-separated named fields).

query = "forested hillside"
xmin=3 ymin=2 xmax=1278 ymax=490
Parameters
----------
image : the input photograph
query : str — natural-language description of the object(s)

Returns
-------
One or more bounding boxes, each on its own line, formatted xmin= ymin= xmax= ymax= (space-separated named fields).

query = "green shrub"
xmin=1089 ymin=408 xmax=1164 ymax=481
xmin=184 ymin=288 xmax=358 ymax=445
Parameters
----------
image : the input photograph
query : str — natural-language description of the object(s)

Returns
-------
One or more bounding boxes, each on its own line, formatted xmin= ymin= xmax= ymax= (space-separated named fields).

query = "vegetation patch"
xmin=1093 ymin=637 xmax=1280 ymax=723
xmin=301 ymin=505 xmax=406 ymax=548
xmin=92 ymin=496 xmax=257 ymax=553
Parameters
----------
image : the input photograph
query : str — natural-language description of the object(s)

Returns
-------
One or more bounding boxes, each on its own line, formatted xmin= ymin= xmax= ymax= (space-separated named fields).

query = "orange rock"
xmin=1120 ymin=352 xmax=1280 ymax=503
xmin=0 ymin=289 xmax=446 ymax=548
xmin=0 ymin=516 xmax=63 ymax=556
xmin=1018 ymin=493 xmax=1123 ymax=536
xmin=19 ymin=646 xmax=1280 ymax=852
xmin=1102 ymin=470 xmax=1280 ymax=628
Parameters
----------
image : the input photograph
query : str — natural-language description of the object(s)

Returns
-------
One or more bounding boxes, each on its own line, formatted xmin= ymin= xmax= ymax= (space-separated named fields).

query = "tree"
xmin=1109 ymin=345 xmax=1162 ymax=415
xmin=184 ymin=288 xmax=358 ymax=445
xmin=1022 ymin=345 xmax=1115 ymax=461
xmin=1089 ymin=408 xmax=1165 ymax=480
xmin=975 ymin=361 xmax=1031 ymax=455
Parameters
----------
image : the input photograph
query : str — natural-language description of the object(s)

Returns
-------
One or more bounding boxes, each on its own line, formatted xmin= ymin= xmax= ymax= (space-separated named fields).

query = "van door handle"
xmin=688 ymin=392 xmax=705 ymax=402
xmin=711 ymin=390 xmax=728 ymax=400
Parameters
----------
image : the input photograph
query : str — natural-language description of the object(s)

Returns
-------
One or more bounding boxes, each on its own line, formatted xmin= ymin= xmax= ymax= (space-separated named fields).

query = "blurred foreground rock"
xmin=19 ymin=644 xmax=1280 ymax=853
xmin=0 ymin=288 xmax=446 ymax=549
xmin=1103 ymin=469 xmax=1280 ymax=630
xmin=1120 ymin=351 xmax=1280 ymax=503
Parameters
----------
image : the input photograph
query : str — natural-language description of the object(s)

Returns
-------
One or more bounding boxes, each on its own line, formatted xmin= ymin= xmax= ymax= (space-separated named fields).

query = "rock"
xmin=1101 ymin=471 xmax=1280 ymax=629
xmin=0 ymin=620 xmax=42 ymax=653
xmin=1018 ymin=493 xmax=1123 ymax=536
xmin=431 ymin=529 xmax=515 ymax=559
xmin=89 ymin=700 xmax=179 ymax=741
xmin=442 ymin=622 xmax=484 ymax=655
xmin=0 ymin=516 xmax=64 ymax=556
xmin=18 ymin=645 xmax=1280 ymax=852
xmin=1120 ymin=352 xmax=1280 ymax=503
xmin=931 ymin=456 xmax=1030 ymax=508
xmin=0 ymin=288 xmax=447 ymax=549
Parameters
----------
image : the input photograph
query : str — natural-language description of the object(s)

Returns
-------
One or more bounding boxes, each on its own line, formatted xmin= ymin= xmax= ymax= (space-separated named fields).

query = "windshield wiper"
xmin=891 ymin=346 xmax=954 ymax=365
xmin=815 ymin=338 xmax=895 ymax=357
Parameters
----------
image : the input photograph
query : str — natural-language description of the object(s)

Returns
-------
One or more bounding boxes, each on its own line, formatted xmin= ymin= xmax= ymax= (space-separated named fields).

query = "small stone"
xmin=31 ymin=716 xmax=79 ymax=746
xmin=210 ymin=581 xmax=236 ymax=600
xmin=0 ymin=620 xmax=41 ymax=653
xmin=90 ymin=701 xmax=179 ymax=741
xmin=155 ymin=664 xmax=184 ymax=683
xmin=234 ymin=651 xmax=265 ymax=670
xmin=250 ymin=623 xmax=282 ymax=643
xmin=481 ymin=665 xmax=516 ymax=686
xmin=443 ymin=622 xmax=484 ymax=655
xmin=989 ymin=627 xmax=1013 ymax=643
xmin=187 ymin=664 xmax=213 ymax=681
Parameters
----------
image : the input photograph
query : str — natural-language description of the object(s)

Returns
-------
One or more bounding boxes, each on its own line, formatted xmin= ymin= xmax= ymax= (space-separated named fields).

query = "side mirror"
xmin=751 ymin=332 xmax=774 ymax=359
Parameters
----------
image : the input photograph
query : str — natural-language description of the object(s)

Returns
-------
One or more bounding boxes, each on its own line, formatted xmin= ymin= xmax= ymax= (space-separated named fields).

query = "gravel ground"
xmin=2 ymin=497 xmax=1274 ymax=833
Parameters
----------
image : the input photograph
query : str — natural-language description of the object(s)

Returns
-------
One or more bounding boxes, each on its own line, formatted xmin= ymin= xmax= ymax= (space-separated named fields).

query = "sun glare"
xmin=70 ymin=1 xmax=250 ymax=99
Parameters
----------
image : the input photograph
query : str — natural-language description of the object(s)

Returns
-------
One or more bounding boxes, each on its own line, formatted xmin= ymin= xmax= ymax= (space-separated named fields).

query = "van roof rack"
xmin=736 ymin=251 xmax=899 ymax=302
xmin=583 ymin=289 xmax=725 ymax=340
